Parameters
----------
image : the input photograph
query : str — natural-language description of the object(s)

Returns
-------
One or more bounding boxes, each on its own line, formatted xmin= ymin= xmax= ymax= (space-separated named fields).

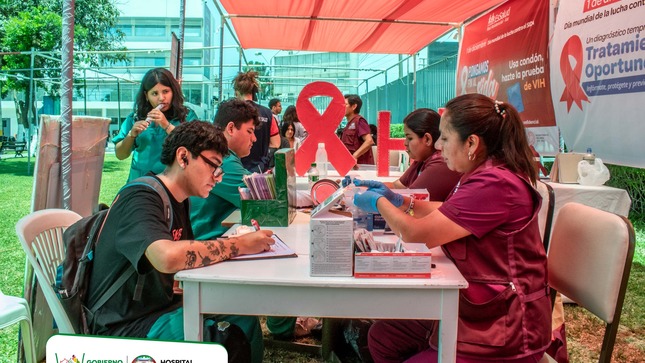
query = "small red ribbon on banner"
xmin=560 ymin=35 xmax=590 ymax=112
xmin=295 ymin=81 xmax=356 ymax=176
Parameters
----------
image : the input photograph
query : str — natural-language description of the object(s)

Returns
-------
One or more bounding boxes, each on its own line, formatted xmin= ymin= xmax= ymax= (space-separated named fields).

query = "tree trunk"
xmin=12 ymin=90 xmax=29 ymax=129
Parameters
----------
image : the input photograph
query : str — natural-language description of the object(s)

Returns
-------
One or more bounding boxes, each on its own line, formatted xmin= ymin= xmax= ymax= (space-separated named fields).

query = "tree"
xmin=243 ymin=61 xmax=273 ymax=100
xmin=0 ymin=0 xmax=127 ymax=128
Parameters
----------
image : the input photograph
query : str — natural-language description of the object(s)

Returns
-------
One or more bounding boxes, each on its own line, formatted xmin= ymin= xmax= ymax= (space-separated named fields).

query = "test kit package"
xmin=310 ymin=188 xmax=354 ymax=276
xmin=353 ymin=232 xmax=432 ymax=278
xmin=354 ymin=252 xmax=432 ymax=278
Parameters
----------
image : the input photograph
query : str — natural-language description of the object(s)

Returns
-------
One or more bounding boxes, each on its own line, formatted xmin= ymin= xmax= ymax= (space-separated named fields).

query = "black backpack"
xmin=55 ymin=176 xmax=173 ymax=334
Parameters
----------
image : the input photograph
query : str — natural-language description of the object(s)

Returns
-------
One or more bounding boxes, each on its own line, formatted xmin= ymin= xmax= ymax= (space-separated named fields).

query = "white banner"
xmin=47 ymin=335 xmax=227 ymax=363
xmin=550 ymin=0 xmax=645 ymax=167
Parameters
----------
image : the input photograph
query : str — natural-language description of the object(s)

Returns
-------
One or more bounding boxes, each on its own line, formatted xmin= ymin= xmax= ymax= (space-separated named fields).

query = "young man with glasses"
xmin=189 ymin=100 xmax=267 ymax=362
xmin=87 ymin=120 xmax=274 ymax=361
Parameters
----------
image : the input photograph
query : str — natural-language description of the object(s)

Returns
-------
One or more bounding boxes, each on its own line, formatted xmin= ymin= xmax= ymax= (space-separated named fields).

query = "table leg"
xmin=438 ymin=291 xmax=459 ymax=363
xmin=182 ymin=281 xmax=203 ymax=341
xmin=321 ymin=318 xmax=344 ymax=361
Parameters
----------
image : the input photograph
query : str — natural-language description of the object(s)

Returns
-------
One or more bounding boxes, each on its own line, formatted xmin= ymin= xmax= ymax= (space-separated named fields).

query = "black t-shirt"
xmin=87 ymin=176 xmax=192 ymax=337
xmin=241 ymin=102 xmax=273 ymax=172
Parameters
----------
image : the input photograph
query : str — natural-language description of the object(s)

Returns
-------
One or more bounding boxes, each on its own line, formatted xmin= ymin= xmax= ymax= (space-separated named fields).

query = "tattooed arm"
xmin=145 ymin=229 xmax=275 ymax=273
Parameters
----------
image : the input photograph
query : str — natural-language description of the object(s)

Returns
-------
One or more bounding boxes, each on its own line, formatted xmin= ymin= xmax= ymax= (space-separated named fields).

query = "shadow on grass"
xmin=103 ymin=159 xmax=128 ymax=172
xmin=0 ymin=156 xmax=128 ymax=175
xmin=0 ymin=158 xmax=35 ymax=177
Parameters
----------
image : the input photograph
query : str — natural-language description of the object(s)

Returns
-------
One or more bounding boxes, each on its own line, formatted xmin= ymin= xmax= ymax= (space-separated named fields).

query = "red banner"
xmin=457 ymin=0 xmax=555 ymax=128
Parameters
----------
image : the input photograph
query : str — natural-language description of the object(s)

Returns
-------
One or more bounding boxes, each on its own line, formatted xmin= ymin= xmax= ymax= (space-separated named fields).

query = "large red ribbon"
xmin=560 ymin=35 xmax=590 ymax=112
xmin=295 ymin=81 xmax=356 ymax=176
xmin=376 ymin=111 xmax=405 ymax=177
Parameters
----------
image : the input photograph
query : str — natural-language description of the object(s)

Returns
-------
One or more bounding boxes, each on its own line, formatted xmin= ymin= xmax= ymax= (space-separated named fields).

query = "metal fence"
xmin=362 ymin=56 xmax=457 ymax=125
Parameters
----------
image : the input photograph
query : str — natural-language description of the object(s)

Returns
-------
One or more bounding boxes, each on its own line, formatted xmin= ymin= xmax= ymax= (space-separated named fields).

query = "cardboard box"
xmin=354 ymin=252 xmax=432 ymax=278
xmin=550 ymin=152 xmax=583 ymax=183
xmin=310 ymin=188 xmax=354 ymax=276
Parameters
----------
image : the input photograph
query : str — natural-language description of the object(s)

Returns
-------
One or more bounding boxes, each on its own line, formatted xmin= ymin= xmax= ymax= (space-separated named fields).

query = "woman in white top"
xmin=283 ymin=105 xmax=307 ymax=140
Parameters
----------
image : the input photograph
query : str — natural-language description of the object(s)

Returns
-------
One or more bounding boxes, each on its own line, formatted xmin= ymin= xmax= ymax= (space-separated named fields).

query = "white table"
xmin=176 ymin=212 xmax=468 ymax=362
xmin=546 ymin=181 xmax=631 ymax=218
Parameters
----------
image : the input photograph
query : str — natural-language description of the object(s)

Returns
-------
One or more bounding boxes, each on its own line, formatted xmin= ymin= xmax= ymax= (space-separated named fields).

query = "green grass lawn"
xmin=1 ymin=154 xmax=644 ymax=362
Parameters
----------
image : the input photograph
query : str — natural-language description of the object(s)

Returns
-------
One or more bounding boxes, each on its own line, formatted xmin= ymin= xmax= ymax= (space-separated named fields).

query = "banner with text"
xmin=550 ymin=0 xmax=645 ymax=167
xmin=457 ymin=0 xmax=558 ymax=154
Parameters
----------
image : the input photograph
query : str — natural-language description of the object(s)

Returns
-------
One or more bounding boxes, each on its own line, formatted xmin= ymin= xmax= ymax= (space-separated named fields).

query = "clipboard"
xmin=228 ymin=233 xmax=297 ymax=261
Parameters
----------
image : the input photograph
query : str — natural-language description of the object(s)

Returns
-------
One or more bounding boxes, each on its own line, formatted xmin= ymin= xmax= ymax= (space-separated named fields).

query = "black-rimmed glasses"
xmin=198 ymin=154 xmax=224 ymax=178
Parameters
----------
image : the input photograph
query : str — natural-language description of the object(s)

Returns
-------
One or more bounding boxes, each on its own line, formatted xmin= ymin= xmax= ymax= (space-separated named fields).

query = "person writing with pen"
xmin=113 ymin=68 xmax=198 ymax=182
xmin=86 ymin=120 xmax=274 ymax=362
xmin=352 ymin=93 xmax=551 ymax=362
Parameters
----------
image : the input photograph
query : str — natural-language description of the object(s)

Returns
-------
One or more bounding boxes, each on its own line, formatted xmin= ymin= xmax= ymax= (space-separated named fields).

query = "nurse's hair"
xmin=443 ymin=94 xmax=537 ymax=184
xmin=403 ymin=108 xmax=441 ymax=146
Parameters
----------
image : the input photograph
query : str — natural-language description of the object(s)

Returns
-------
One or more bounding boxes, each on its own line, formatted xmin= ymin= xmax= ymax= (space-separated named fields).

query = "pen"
xmin=251 ymin=219 xmax=261 ymax=231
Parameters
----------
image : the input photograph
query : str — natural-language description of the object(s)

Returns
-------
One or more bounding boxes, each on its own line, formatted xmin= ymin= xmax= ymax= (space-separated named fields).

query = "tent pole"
xmin=61 ymin=0 xmax=75 ymax=211
xmin=413 ymin=54 xmax=417 ymax=110
xmin=218 ymin=15 xmax=225 ymax=105
xmin=177 ymin=0 xmax=186 ymax=81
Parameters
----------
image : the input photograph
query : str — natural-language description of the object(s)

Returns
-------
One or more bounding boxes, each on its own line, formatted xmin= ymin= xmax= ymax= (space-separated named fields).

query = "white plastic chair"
xmin=541 ymin=202 xmax=635 ymax=363
xmin=536 ymin=180 xmax=555 ymax=253
xmin=0 ymin=290 xmax=37 ymax=363
xmin=16 ymin=208 xmax=83 ymax=334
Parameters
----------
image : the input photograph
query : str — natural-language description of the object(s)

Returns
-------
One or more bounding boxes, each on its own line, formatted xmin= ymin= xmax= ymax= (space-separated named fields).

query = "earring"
xmin=468 ymin=151 xmax=475 ymax=161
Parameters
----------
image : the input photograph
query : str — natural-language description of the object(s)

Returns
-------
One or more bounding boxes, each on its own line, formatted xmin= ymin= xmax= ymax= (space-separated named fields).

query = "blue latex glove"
xmin=341 ymin=175 xmax=352 ymax=187
xmin=353 ymin=179 xmax=404 ymax=207
xmin=353 ymin=190 xmax=383 ymax=214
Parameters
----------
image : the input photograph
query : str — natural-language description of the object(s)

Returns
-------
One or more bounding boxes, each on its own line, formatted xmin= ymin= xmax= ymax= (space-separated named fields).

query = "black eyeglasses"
xmin=198 ymin=154 xmax=224 ymax=178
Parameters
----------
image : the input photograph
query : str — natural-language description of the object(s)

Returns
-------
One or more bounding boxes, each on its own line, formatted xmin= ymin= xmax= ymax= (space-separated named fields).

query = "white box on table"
xmin=354 ymin=252 xmax=433 ymax=278
xmin=310 ymin=188 xmax=354 ymax=276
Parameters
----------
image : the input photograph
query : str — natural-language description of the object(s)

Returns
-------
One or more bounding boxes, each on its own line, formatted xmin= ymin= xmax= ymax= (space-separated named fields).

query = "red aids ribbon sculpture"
xmin=376 ymin=111 xmax=405 ymax=177
xmin=560 ymin=35 xmax=590 ymax=112
xmin=295 ymin=81 xmax=356 ymax=176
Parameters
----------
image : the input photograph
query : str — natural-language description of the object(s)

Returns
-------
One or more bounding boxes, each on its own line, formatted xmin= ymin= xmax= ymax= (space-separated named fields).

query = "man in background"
xmin=233 ymin=71 xmax=281 ymax=172
xmin=269 ymin=98 xmax=282 ymax=126
xmin=340 ymin=94 xmax=374 ymax=165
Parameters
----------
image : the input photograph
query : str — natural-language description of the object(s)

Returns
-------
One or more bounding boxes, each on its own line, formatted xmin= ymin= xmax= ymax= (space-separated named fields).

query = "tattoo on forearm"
xmin=185 ymin=250 xmax=197 ymax=269
xmin=229 ymin=241 xmax=239 ymax=257
xmin=198 ymin=252 xmax=213 ymax=267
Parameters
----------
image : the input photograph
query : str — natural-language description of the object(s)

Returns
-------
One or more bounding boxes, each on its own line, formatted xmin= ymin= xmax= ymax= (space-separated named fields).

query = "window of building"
xmin=134 ymin=57 xmax=166 ymax=67
xmin=170 ymin=25 xmax=201 ymax=38
xmin=115 ymin=24 xmax=133 ymax=37
xmin=134 ymin=25 xmax=166 ymax=37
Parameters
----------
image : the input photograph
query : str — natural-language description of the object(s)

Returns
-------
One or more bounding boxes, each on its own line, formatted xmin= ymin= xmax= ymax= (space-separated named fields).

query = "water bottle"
xmin=315 ymin=143 xmax=328 ymax=179
xmin=345 ymin=187 xmax=371 ymax=231
xmin=307 ymin=162 xmax=319 ymax=189
xmin=583 ymin=147 xmax=595 ymax=165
